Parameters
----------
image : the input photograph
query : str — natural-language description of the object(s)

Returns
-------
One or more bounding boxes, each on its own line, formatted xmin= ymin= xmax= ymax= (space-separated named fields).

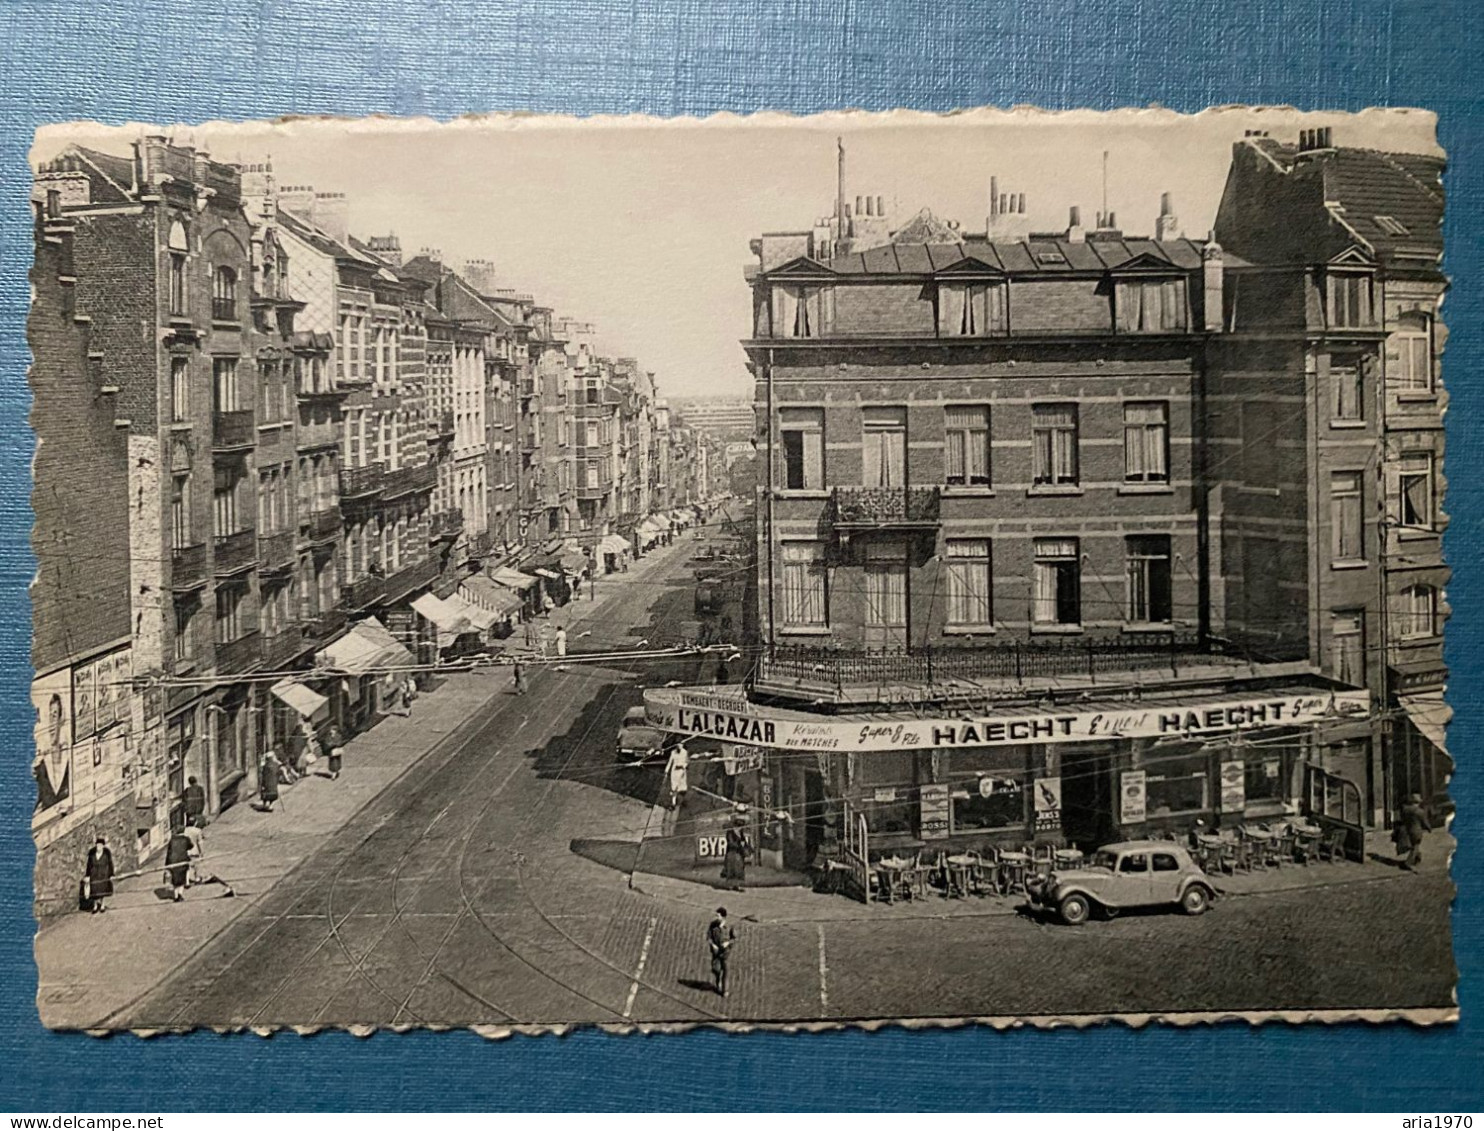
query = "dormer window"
xmin=771 ymin=284 xmax=824 ymax=339
xmin=1116 ymin=278 xmax=1187 ymax=332
xmin=1326 ymin=270 xmax=1374 ymax=329
xmin=939 ymin=283 xmax=1006 ymax=337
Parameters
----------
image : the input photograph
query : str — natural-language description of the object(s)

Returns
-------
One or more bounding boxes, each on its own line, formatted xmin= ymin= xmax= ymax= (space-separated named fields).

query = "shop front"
xmin=315 ymin=617 xmax=418 ymax=736
xmin=644 ymin=682 xmax=1374 ymax=877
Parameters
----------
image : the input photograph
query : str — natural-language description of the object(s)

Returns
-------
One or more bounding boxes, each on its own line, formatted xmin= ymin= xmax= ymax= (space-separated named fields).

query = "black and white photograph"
xmin=27 ymin=107 xmax=1455 ymax=1032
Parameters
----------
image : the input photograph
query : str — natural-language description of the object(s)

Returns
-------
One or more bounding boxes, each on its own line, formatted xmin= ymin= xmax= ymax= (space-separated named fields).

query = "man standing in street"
xmin=512 ymin=660 xmax=526 ymax=696
xmin=555 ymin=625 xmax=568 ymax=658
xmin=708 ymin=907 xmax=735 ymax=997
xmin=1396 ymin=793 xmax=1434 ymax=871
xmin=182 ymin=775 xmax=207 ymax=827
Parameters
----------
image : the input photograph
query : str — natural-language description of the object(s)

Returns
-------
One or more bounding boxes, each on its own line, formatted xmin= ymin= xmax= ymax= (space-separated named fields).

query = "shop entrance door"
xmin=1061 ymin=746 xmax=1114 ymax=849
xmin=863 ymin=542 xmax=908 ymax=651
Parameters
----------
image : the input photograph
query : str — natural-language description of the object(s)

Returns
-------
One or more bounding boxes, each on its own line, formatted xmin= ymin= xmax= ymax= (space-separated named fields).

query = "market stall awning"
xmin=1399 ymin=692 xmax=1451 ymax=755
xmin=642 ymin=684 xmax=1373 ymax=752
xmin=459 ymin=574 xmax=523 ymax=616
xmin=270 ymin=679 xmax=329 ymax=720
xmin=600 ymin=534 xmax=631 ymax=556
xmin=317 ymin=617 xmax=417 ymax=675
xmin=533 ymin=567 xmax=561 ymax=580
xmin=559 ymin=551 xmax=589 ymax=574
xmin=638 ymin=517 xmax=666 ymax=538
xmin=491 ymin=566 xmax=538 ymax=591
xmin=411 ymin=593 xmax=472 ymax=635
xmin=445 ymin=591 xmax=500 ymax=631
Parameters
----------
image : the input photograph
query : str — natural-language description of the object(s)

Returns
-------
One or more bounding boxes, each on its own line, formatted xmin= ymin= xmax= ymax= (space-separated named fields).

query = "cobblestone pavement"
xmin=55 ymin=526 xmax=1457 ymax=1029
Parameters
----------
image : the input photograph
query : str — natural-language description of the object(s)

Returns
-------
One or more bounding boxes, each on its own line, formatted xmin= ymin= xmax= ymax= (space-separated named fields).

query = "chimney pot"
xmin=876 ymin=195 xmax=885 ymax=216
xmin=1069 ymin=205 xmax=1081 ymax=227
xmin=856 ymin=195 xmax=864 ymax=214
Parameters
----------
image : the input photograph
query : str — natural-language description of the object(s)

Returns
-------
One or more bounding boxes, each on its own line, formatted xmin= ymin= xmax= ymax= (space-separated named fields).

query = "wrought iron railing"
xmin=260 ymin=627 xmax=303 ymax=669
xmin=170 ymin=542 xmax=207 ymax=589
xmin=212 ymin=528 xmax=257 ymax=575
xmin=215 ymin=631 xmax=261 ymax=675
xmin=211 ymin=409 xmax=256 ymax=450
xmin=340 ymin=462 xmax=386 ymax=498
xmin=383 ymin=462 xmax=436 ymax=498
xmin=343 ymin=574 xmax=386 ymax=610
xmin=831 ymin=485 xmax=941 ymax=526
xmin=258 ymin=529 xmax=296 ymax=570
xmin=383 ymin=556 xmax=439 ymax=602
xmin=306 ymin=507 xmax=342 ymax=541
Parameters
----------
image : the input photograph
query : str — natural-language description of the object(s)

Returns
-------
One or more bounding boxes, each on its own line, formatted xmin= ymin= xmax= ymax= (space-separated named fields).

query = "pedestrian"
xmin=325 ymin=723 xmax=345 ymax=782
xmin=721 ymin=815 xmax=751 ymax=892
xmin=259 ymin=751 xmax=281 ymax=812
xmin=543 ymin=593 xmax=555 ymax=617
xmin=402 ymin=674 xmax=419 ymax=715
xmin=82 ymin=836 xmax=114 ymax=914
xmin=555 ymin=625 xmax=568 ymax=658
xmin=183 ymin=817 xmax=206 ymax=885
xmin=164 ymin=826 xmax=192 ymax=902
xmin=512 ymin=660 xmax=526 ymax=696
xmin=715 ymin=658 xmax=729 ymax=685
xmin=182 ymin=775 xmax=207 ymax=827
xmin=708 ymin=907 xmax=735 ymax=997
xmin=1395 ymin=793 xmax=1433 ymax=871
xmin=524 ymin=618 xmax=537 ymax=650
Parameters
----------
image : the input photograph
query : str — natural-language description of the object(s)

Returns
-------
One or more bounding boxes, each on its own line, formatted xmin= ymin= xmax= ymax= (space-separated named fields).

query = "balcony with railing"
xmin=343 ymin=573 xmax=386 ymax=610
xmin=432 ymin=409 xmax=456 ymax=440
xmin=384 ymin=556 xmax=440 ymax=602
xmin=430 ymin=507 xmax=463 ymax=543
xmin=305 ymin=506 xmax=342 ymax=543
xmin=754 ymin=636 xmax=1296 ymax=706
xmin=212 ymin=409 xmax=256 ymax=451
xmin=260 ymin=626 xmax=304 ymax=669
xmin=296 ymin=418 xmax=340 ymax=451
xmin=305 ymin=607 xmax=348 ymax=640
xmin=339 ymin=462 xmax=385 ymax=500
xmin=213 ymin=528 xmax=257 ymax=576
xmin=383 ymin=462 xmax=437 ymax=499
xmin=214 ymin=631 xmax=262 ymax=675
xmin=170 ymin=542 xmax=207 ymax=590
xmin=831 ymin=485 xmax=941 ymax=531
xmin=258 ymin=529 xmax=296 ymax=572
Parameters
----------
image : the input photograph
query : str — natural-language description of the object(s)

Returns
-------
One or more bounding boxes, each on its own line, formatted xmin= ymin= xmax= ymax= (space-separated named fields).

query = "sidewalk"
xmin=629 ymin=829 xmax=1457 ymax=926
xmin=34 ymin=544 xmax=685 ymax=1029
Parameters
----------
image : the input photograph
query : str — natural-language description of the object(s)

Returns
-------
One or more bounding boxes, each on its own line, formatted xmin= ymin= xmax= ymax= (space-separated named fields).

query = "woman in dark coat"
xmin=1397 ymin=793 xmax=1433 ymax=871
xmin=164 ymin=829 xmax=192 ymax=902
xmin=260 ymin=751 xmax=281 ymax=811
xmin=325 ymin=724 xmax=345 ymax=781
xmin=721 ymin=820 xmax=751 ymax=891
xmin=83 ymin=837 xmax=114 ymax=913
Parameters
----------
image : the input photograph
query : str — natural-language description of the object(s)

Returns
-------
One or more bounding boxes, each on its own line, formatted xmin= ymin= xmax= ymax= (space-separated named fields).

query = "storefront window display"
xmin=946 ymin=746 xmax=1031 ymax=833
xmin=854 ymin=749 xmax=917 ymax=836
xmin=1142 ymin=745 xmax=1210 ymax=818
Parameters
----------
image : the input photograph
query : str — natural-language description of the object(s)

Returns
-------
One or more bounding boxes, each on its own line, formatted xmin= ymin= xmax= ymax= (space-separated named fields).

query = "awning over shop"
xmin=270 ymin=679 xmax=329 ymax=720
xmin=445 ymin=591 xmax=501 ymax=632
xmin=638 ymin=517 xmax=666 ymax=539
xmin=642 ymin=684 xmax=1373 ymax=752
xmin=459 ymin=574 xmax=523 ymax=617
xmin=533 ymin=568 xmax=561 ymax=580
xmin=316 ymin=617 xmax=417 ymax=676
xmin=411 ymin=593 xmax=472 ymax=635
xmin=491 ymin=566 xmax=538 ymax=591
xmin=1399 ymin=692 xmax=1451 ymax=755
xmin=600 ymin=534 xmax=631 ymax=556
xmin=559 ymin=551 xmax=589 ymax=574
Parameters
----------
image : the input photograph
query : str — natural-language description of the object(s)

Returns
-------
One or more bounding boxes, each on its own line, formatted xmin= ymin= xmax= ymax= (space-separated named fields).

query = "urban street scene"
xmin=28 ymin=109 xmax=1455 ymax=1030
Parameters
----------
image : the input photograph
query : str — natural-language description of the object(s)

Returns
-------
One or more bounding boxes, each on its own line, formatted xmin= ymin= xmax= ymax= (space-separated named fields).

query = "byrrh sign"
xmin=644 ymin=687 xmax=1370 ymax=753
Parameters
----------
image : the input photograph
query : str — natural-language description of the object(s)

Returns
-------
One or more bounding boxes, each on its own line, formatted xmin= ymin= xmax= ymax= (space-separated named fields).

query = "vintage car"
xmin=1026 ymin=840 xmax=1216 ymax=925
xmin=617 ymin=706 xmax=671 ymax=763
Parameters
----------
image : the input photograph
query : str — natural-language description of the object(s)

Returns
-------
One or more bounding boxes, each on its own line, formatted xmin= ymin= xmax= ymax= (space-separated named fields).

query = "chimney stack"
xmin=1156 ymin=192 xmax=1181 ymax=241
xmin=312 ymin=191 xmax=349 ymax=246
xmin=989 ymin=176 xmax=999 ymax=218
xmin=278 ymin=184 xmax=315 ymax=220
xmin=462 ymin=257 xmax=498 ymax=295
xmin=1203 ymin=235 xmax=1225 ymax=332
xmin=1067 ymin=205 xmax=1085 ymax=243
xmin=367 ymin=234 xmax=402 ymax=267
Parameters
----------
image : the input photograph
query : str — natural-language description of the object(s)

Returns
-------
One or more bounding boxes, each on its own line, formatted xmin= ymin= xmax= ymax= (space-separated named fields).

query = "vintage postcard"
xmin=27 ymin=106 xmax=1455 ymax=1032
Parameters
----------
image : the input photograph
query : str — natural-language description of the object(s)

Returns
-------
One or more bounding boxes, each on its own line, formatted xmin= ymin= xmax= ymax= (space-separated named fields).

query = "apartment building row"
xmin=644 ymin=130 xmax=1447 ymax=887
xmin=28 ymin=138 xmax=721 ymax=911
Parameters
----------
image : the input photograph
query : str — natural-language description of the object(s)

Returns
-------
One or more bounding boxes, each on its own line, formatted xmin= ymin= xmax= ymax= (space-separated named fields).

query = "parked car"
xmin=695 ymin=577 xmax=724 ymax=617
xmin=617 ymin=706 xmax=671 ymax=763
xmin=1026 ymin=841 xmax=1216 ymax=925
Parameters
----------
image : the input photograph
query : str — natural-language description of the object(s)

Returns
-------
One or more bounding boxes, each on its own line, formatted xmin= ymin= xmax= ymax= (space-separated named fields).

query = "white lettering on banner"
xmin=643 ymin=688 xmax=1370 ymax=752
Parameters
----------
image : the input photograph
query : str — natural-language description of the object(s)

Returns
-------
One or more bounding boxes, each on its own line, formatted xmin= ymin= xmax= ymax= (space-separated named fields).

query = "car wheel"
xmin=1059 ymin=893 xmax=1091 ymax=926
xmin=1180 ymin=885 xmax=1211 ymax=916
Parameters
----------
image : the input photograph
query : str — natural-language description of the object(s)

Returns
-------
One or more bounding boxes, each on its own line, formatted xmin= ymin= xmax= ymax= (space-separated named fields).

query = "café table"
xmin=943 ymin=853 xmax=979 ymax=898
xmin=998 ymin=850 xmax=1032 ymax=895
xmin=876 ymin=856 xmax=914 ymax=903
xmin=1054 ymin=848 xmax=1084 ymax=870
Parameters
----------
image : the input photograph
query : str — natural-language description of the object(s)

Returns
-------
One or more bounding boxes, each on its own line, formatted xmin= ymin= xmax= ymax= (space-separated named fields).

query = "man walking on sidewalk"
xmin=325 ymin=724 xmax=345 ymax=781
xmin=512 ymin=660 xmax=526 ymax=696
xmin=1396 ymin=793 xmax=1433 ymax=871
xmin=182 ymin=776 xmax=207 ymax=827
xmin=708 ymin=907 xmax=736 ymax=997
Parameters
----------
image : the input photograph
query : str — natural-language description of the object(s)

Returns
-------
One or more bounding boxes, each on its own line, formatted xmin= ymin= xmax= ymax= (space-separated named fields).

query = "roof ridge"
xmin=1374 ymin=149 xmax=1445 ymax=205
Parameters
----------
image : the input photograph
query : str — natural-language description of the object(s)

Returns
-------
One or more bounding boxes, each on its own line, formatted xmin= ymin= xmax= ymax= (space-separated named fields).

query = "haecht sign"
xmin=643 ymin=686 xmax=1371 ymax=753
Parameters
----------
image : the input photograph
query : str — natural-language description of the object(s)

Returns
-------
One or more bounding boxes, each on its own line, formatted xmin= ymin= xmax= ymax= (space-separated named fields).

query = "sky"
xmin=35 ymin=107 xmax=1440 ymax=400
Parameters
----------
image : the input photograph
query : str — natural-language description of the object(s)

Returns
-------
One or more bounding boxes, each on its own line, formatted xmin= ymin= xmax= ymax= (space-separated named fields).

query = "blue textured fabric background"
xmin=0 ymin=0 xmax=1480 ymax=1112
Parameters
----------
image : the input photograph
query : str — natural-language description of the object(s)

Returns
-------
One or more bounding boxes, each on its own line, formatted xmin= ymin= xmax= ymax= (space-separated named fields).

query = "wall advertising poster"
xmin=73 ymin=659 xmax=97 ymax=741
xmin=110 ymin=650 xmax=133 ymax=727
xmin=32 ymin=669 xmax=73 ymax=818
xmin=1220 ymin=760 xmax=1246 ymax=812
xmin=919 ymin=782 xmax=950 ymax=839
xmin=1120 ymin=770 xmax=1147 ymax=824
xmin=1034 ymin=776 xmax=1062 ymax=832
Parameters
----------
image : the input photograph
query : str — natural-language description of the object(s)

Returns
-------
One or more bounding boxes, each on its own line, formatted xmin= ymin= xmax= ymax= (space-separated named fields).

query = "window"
xmin=1328 ymin=272 xmax=1374 ymax=329
xmin=213 ymin=464 xmax=240 ymax=538
xmin=1394 ymin=313 xmax=1434 ymax=393
xmin=1117 ymin=278 xmax=1187 ymax=332
xmin=170 ymin=474 xmax=190 ymax=548
xmin=862 ymin=407 xmax=907 ymax=488
xmin=1123 ymin=402 xmax=1169 ymax=483
xmin=211 ymin=266 xmax=237 ymax=321
xmin=1331 ymin=610 xmax=1365 ymax=686
xmin=215 ymin=585 xmax=245 ymax=643
xmin=259 ymin=361 xmax=281 ymax=423
xmin=780 ymin=542 xmax=827 ymax=627
xmin=947 ymin=747 xmax=1030 ymax=832
xmin=170 ymin=357 xmax=190 ymax=423
xmin=1032 ymin=404 xmax=1079 ymax=486
xmin=864 ymin=542 xmax=909 ymax=646
xmin=779 ymin=407 xmax=824 ymax=490
xmin=1145 ymin=750 xmax=1209 ymax=816
xmin=1398 ymin=454 xmax=1434 ymax=530
xmin=1125 ymin=535 xmax=1172 ymax=624
xmin=1332 ymin=354 xmax=1364 ymax=421
xmin=1118 ymin=853 xmax=1149 ymax=874
xmin=1033 ymin=538 xmax=1080 ymax=626
xmin=939 ymin=283 xmax=1006 ymax=337
xmin=212 ymin=358 xmax=241 ymax=413
xmin=1400 ymin=585 xmax=1438 ymax=639
xmin=1331 ymin=471 xmax=1364 ymax=560
xmin=771 ymin=285 xmax=823 ymax=338
xmin=945 ymin=539 xmax=992 ymax=626
xmin=173 ymin=600 xmax=194 ymax=663
xmin=167 ymin=220 xmax=189 ymax=317
xmin=586 ymin=462 xmax=599 ymax=489
xmin=945 ymin=406 xmax=990 ymax=486
xmin=1152 ymin=853 xmax=1180 ymax=873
